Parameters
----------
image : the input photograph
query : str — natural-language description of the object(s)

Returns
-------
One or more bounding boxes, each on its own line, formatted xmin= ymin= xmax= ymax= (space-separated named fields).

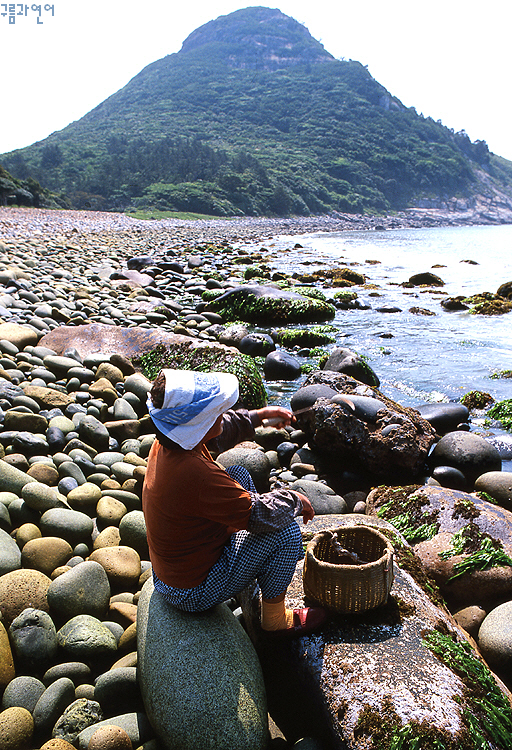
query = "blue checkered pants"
xmin=152 ymin=466 xmax=304 ymax=611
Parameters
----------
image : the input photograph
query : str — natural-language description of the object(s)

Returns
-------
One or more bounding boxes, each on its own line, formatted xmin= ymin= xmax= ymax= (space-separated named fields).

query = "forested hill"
xmin=2 ymin=5 xmax=512 ymax=216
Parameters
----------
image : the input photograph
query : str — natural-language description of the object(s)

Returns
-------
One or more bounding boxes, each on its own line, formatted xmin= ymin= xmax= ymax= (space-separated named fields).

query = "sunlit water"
xmin=244 ymin=224 xmax=512 ymax=469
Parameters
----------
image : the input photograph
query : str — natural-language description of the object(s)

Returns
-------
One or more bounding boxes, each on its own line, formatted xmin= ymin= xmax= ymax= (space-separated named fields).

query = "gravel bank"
xmin=1 ymin=204 xmax=509 ymax=246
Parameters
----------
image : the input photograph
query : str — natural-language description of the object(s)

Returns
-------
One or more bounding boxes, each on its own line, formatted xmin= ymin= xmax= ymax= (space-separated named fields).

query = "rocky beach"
xmin=1 ymin=206 xmax=512 ymax=750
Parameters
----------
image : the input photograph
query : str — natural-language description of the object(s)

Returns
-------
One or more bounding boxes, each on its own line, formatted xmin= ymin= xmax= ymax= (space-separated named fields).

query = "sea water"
xmin=255 ymin=224 xmax=512 ymax=468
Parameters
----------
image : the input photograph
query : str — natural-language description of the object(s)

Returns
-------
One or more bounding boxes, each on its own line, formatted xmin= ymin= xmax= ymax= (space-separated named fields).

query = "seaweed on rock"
xmin=206 ymin=285 xmax=336 ymax=325
xmin=136 ymin=342 xmax=267 ymax=409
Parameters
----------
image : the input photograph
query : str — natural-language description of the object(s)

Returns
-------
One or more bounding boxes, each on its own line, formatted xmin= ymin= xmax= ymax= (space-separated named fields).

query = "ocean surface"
xmin=248 ymin=224 xmax=512 ymax=469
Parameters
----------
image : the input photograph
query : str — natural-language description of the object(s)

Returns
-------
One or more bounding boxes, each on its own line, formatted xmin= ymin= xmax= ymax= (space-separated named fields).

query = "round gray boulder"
xmin=137 ymin=579 xmax=268 ymax=750
xmin=0 ymin=528 xmax=21 ymax=575
xmin=417 ymin=403 xmax=470 ymax=435
xmin=474 ymin=471 xmax=512 ymax=510
xmin=428 ymin=431 xmax=502 ymax=486
xmin=8 ymin=608 xmax=58 ymax=666
xmin=57 ymin=615 xmax=118 ymax=659
xmin=47 ymin=561 xmax=110 ymax=620
xmin=290 ymin=479 xmax=348 ymax=515
xmin=478 ymin=601 xmax=512 ymax=670
xmin=216 ymin=445 xmax=271 ymax=493
xmin=263 ymin=350 xmax=301 ymax=381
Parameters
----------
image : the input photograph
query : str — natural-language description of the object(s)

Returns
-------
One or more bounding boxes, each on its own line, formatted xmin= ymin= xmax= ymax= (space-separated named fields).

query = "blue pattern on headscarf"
xmin=155 ymin=372 xmax=221 ymax=426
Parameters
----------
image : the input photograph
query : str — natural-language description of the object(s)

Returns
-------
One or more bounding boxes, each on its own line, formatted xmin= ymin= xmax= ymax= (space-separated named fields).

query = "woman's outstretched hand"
xmin=257 ymin=406 xmax=294 ymax=429
xmin=296 ymin=492 xmax=315 ymax=524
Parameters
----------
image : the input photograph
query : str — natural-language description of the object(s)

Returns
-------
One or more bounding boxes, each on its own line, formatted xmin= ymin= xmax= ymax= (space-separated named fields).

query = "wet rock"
xmin=207 ymin=284 xmax=335 ymax=325
xmin=416 ymin=403 xmax=470 ymax=435
xmin=290 ymin=384 xmax=337 ymax=413
xmin=137 ymin=579 xmax=268 ymax=750
xmin=367 ymin=484 xmax=512 ymax=608
xmin=431 ymin=465 xmax=468 ymax=490
xmin=241 ymin=514 xmax=504 ymax=749
xmin=323 ymin=347 xmax=380 ymax=387
xmin=295 ymin=372 xmax=436 ymax=478
xmin=218 ymin=324 xmax=250 ymax=346
xmin=428 ymin=431 xmax=501 ymax=486
xmin=239 ymin=332 xmax=275 ymax=357
xmin=263 ymin=350 xmax=301 ymax=381
xmin=408 ymin=272 xmax=444 ymax=286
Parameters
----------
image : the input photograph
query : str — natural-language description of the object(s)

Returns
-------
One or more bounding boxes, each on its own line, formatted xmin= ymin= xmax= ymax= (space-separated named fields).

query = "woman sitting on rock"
xmin=142 ymin=368 xmax=326 ymax=637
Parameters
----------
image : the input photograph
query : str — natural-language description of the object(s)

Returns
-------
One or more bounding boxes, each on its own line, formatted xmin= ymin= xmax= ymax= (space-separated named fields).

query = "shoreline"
xmin=1 ymin=204 xmax=512 ymax=245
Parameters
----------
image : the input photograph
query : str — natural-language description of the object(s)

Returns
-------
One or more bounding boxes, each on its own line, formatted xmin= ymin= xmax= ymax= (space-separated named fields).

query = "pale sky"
xmin=1 ymin=0 xmax=511 ymax=161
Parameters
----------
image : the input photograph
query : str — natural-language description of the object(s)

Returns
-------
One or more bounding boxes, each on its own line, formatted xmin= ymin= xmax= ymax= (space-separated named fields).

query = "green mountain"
xmin=2 ymin=6 xmax=512 ymax=216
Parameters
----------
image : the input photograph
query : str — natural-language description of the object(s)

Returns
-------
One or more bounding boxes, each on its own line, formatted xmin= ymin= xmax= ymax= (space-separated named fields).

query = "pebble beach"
xmin=1 ymin=205 xmax=512 ymax=750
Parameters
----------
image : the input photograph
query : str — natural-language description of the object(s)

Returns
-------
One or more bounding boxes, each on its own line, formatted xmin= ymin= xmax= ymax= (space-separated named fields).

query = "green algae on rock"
xmin=136 ymin=342 xmax=267 ymax=409
xmin=486 ymin=399 xmax=512 ymax=431
xmin=273 ymin=325 xmax=337 ymax=348
xmin=205 ymin=284 xmax=336 ymax=325
xmin=460 ymin=391 xmax=494 ymax=410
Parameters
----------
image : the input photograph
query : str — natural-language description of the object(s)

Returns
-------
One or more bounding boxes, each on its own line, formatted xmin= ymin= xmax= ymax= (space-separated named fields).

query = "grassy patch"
xmin=125 ymin=208 xmax=232 ymax=221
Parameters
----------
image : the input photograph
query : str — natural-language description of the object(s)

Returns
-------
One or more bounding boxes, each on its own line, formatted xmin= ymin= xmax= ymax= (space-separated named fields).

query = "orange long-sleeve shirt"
xmin=142 ymin=439 xmax=253 ymax=588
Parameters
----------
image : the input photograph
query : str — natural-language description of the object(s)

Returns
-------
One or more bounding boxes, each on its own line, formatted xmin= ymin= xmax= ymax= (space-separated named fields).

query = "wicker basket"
xmin=303 ymin=526 xmax=394 ymax=613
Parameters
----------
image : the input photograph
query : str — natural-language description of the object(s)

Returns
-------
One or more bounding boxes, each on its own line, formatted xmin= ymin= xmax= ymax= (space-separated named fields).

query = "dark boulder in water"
xmin=417 ymin=403 xmax=469 ymax=435
xmin=322 ymin=347 xmax=380 ymax=387
xmin=264 ymin=350 xmax=301 ymax=381
xmin=428 ymin=431 xmax=502 ymax=486
xmin=408 ymin=272 xmax=444 ymax=286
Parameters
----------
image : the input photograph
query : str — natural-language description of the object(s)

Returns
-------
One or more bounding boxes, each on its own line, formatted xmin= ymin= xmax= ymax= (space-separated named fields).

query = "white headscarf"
xmin=146 ymin=369 xmax=239 ymax=449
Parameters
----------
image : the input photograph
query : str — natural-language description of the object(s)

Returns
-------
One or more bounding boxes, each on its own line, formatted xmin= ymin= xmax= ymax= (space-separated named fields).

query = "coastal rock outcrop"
xmin=367 ymin=484 xmax=512 ymax=609
xmin=38 ymin=324 xmax=267 ymax=409
xmin=241 ymin=515 xmax=512 ymax=749
xmin=293 ymin=372 xmax=436 ymax=478
xmin=137 ymin=579 xmax=268 ymax=750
